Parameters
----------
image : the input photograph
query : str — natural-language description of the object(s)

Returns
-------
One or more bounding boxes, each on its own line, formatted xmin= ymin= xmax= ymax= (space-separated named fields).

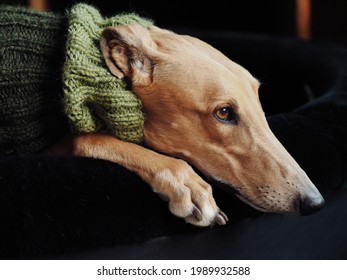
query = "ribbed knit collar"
xmin=63 ymin=4 xmax=152 ymax=143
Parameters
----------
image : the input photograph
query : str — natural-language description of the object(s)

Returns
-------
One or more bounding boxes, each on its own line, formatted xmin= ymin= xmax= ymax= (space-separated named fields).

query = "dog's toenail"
xmin=192 ymin=205 xmax=202 ymax=221
xmin=219 ymin=210 xmax=229 ymax=222
xmin=215 ymin=214 xmax=227 ymax=225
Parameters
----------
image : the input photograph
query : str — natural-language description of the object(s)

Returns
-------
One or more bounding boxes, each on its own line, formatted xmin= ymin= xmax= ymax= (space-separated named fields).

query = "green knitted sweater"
xmin=64 ymin=4 xmax=152 ymax=143
xmin=0 ymin=4 xmax=151 ymax=155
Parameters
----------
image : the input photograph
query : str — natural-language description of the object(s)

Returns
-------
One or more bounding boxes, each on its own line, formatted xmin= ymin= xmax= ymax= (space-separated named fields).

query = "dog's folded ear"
xmin=100 ymin=24 xmax=156 ymax=86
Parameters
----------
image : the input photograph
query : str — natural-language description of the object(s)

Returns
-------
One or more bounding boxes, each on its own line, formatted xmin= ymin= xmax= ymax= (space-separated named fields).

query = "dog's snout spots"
xmin=254 ymin=185 xmax=294 ymax=212
xmin=287 ymin=181 xmax=299 ymax=190
xmin=252 ymin=181 xmax=324 ymax=214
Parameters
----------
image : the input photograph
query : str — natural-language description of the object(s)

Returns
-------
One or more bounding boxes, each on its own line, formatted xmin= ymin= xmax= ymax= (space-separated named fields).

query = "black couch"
xmin=1 ymin=11 xmax=347 ymax=259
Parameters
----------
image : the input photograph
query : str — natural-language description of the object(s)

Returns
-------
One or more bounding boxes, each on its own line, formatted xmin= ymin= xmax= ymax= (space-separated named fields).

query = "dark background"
xmin=1 ymin=0 xmax=347 ymax=46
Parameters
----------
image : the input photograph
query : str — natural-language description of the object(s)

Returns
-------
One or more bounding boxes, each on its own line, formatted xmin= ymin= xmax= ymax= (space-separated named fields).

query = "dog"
xmin=44 ymin=23 xmax=325 ymax=227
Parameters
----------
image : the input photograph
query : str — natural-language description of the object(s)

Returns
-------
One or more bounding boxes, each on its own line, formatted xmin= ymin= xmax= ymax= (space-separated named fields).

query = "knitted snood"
xmin=0 ymin=4 xmax=151 ymax=155
xmin=63 ymin=4 xmax=152 ymax=143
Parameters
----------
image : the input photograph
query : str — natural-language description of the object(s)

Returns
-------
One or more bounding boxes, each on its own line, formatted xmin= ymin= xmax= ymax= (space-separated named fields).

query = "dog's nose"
xmin=299 ymin=193 xmax=325 ymax=216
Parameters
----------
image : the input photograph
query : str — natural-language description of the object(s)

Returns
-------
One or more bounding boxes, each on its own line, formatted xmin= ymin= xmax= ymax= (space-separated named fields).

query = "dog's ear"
xmin=100 ymin=24 xmax=155 ymax=86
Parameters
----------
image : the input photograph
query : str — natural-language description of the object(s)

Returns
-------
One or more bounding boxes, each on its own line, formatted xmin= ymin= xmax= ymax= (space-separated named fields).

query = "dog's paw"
xmin=151 ymin=159 xmax=228 ymax=227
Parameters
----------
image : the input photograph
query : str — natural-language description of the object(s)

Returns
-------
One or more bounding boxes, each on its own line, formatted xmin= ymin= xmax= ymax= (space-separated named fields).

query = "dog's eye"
xmin=214 ymin=107 xmax=238 ymax=124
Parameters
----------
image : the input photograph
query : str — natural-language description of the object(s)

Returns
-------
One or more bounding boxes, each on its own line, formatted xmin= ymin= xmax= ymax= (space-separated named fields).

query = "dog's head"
xmin=101 ymin=24 xmax=324 ymax=215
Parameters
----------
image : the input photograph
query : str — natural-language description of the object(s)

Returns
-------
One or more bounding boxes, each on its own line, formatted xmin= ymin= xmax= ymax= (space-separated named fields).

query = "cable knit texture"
xmin=63 ymin=4 xmax=152 ymax=143
xmin=0 ymin=4 xmax=152 ymax=154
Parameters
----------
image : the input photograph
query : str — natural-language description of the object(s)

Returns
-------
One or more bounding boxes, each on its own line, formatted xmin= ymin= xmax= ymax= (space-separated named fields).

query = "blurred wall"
xmin=1 ymin=0 xmax=347 ymax=45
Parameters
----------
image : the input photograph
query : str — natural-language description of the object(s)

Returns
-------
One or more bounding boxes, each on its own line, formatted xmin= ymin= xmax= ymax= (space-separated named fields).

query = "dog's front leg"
xmin=71 ymin=133 xmax=228 ymax=226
